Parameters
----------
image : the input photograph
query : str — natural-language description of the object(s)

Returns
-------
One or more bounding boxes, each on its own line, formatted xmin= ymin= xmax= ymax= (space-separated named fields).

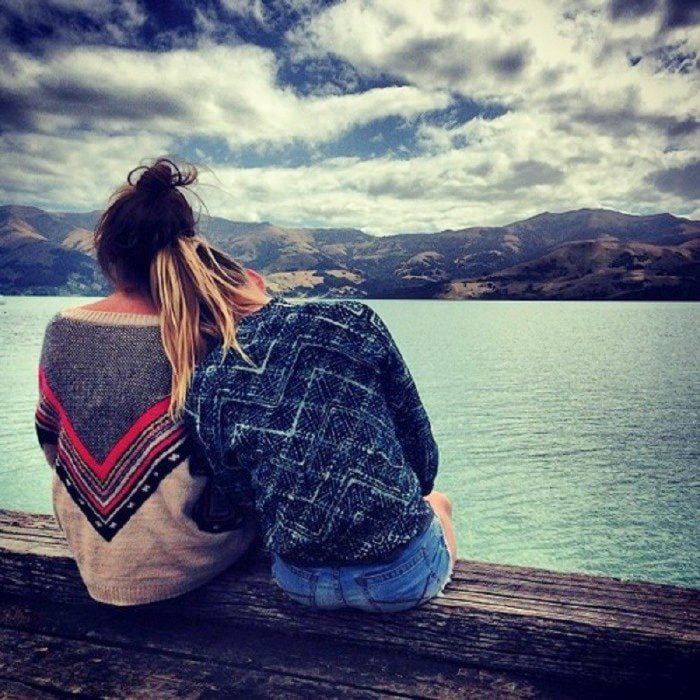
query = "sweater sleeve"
xmin=366 ymin=308 xmax=439 ymax=495
xmin=183 ymin=372 xmax=255 ymax=512
xmin=35 ymin=330 xmax=60 ymax=448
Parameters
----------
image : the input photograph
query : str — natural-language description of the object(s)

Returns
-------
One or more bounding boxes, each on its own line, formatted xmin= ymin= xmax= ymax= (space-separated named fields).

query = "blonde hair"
xmin=95 ymin=158 xmax=266 ymax=416
xmin=151 ymin=237 xmax=266 ymax=414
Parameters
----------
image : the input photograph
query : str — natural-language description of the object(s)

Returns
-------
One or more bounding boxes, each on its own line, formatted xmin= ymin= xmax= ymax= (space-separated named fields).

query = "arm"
xmin=36 ymin=365 xmax=60 ymax=467
xmin=367 ymin=309 xmax=439 ymax=495
xmin=183 ymin=379 xmax=255 ymax=512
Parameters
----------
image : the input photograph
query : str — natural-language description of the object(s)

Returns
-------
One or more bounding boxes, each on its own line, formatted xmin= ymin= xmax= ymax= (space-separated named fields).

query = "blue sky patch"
xmin=276 ymin=54 xmax=408 ymax=96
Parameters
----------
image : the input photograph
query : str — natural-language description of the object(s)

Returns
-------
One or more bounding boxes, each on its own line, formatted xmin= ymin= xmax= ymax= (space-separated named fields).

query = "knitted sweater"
xmin=186 ymin=296 xmax=438 ymax=566
xmin=35 ymin=308 xmax=255 ymax=606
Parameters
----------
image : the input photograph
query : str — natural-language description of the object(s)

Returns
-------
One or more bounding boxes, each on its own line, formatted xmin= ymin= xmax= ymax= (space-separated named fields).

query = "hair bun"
xmin=128 ymin=158 xmax=198 ymax=196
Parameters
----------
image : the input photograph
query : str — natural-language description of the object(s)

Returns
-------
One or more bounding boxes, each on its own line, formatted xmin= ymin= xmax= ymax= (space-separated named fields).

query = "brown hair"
xmin=94 ymin=158 xmax=266 ymax=415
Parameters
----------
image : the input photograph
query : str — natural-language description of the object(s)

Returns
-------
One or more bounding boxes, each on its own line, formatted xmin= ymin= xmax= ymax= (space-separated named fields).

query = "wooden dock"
xmin=0 ymin=509 xmax=698 ymax=698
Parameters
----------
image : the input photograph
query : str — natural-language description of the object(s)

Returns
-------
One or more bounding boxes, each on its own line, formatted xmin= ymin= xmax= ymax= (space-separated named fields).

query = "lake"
xmin=1 ymin=296 xmax=698 ymax=587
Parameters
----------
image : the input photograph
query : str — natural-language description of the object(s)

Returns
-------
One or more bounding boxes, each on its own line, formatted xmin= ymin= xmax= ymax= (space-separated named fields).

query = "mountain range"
xmin=1 ymin=205 xmax=698 ymax=300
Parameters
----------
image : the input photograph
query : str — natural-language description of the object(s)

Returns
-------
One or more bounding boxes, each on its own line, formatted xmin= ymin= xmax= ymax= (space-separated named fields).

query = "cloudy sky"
xmin=1 ymin=0 xmax=698 ymax=234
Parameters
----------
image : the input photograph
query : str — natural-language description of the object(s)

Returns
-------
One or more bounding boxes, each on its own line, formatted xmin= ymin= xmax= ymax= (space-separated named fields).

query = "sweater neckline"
xmin=59 ymin=307 xmax=160 ymax=326
xmin=59 ymin=295 xmax=285 ymax=327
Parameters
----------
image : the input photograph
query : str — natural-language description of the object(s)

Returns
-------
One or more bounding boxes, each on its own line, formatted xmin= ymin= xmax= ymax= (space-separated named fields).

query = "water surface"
xmin=0 ymin=296 xmax=697 ymax=586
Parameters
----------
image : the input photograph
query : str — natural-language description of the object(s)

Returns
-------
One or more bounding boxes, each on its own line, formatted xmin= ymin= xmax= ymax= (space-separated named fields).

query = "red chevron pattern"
xmin=37 ymin=366 xmax=188 ymax=540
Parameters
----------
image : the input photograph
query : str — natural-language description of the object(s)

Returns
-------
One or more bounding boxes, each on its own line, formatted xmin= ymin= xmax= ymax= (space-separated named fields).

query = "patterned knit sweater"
xmin=35 ymin=308 xmax=255 ymax=606
xmin=186 ymin=296 xmax=438 ymax=566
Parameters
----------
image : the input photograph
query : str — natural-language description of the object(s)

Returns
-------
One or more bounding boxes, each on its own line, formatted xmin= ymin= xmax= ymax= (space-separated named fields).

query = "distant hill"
xmin=1 ymin=205 xmax=698 ymax=300
xmin=0 ymin=208 xmax=104 ymax=295
xmin=441 ymin=237 xmax=700 ymax=300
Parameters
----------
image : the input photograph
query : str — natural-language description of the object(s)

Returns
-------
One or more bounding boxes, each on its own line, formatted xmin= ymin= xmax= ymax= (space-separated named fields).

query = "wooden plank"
xmin=0 ymin=599 xmax=587 ymax=699
xmin=1 ymin=509 xmax=698 ymax=692
xmin=1 ymin=627 xmax=403 ymax=699
xmin=2 ymin=509 xmax=696 ymax=632
xmin=0 ymin=679 xmax=59 ymax=700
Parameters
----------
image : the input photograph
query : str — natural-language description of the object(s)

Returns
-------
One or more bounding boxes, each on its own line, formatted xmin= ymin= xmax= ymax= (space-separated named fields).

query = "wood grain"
xmin=1 ymin=509 xmax=698 ymax=697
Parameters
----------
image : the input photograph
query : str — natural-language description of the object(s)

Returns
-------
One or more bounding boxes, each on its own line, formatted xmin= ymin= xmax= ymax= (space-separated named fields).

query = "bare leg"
xmin=424 ymin=490 xmax=457 ymax=565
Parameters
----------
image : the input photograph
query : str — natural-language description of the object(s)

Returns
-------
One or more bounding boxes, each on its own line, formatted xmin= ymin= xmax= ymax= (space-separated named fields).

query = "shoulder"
xmin=40 ymin=313 xmax=66 ymax=349
xmin=188 ymin=300 xmax=384 ymax=404
xmin=38 ymin=313 xmax=71 ymax=375
xmin=43 ymin=312 xmax=63 ymax=333
xmin=289 ymin=298 xmax=397 ymax=345
xmin=288 ymin=298 xmax=380 ymax=329
xmin=312 ymin=299 xmax=392 ymax=340
xmin=287 ymin=300 xmax=400 ymax=371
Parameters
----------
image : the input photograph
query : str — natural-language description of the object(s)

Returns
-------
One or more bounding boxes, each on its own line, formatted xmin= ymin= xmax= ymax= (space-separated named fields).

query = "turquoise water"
xmin=1 ymin=296 xmax=698 ymax=587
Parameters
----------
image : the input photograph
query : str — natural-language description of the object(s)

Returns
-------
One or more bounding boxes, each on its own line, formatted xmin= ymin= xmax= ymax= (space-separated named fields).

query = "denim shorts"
xmin=271 ymin=513 xmax=453 ymax=613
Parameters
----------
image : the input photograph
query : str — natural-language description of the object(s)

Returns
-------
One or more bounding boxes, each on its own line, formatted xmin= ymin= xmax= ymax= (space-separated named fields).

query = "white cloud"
xmin=220 ymin=0 xmax=267 ymax=24
xmin=289 ymin=0 xmax=537 ymax=103
xmin=266 ymin=0 xmax=699 ymax=230
xmin=291 ymin=0 xmax=697 ymax=118
xmin=0 ymin=131 xmax=173 ymax=210
xmin=0 ymin=43 xmax=450 ymax=148
xmin=1 ymin=0 xmax=698 ymax=232
xmin=196 ymin=105 xmax=697 ymax=235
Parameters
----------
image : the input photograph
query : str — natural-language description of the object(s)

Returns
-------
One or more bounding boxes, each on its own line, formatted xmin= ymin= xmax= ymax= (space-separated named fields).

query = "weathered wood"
xmin=1 ymin=509 xmax=698 ymax=697
xmin=0 ymin=599 xmax=587 ymax=699
xmin=0 ymin=679 xmax=59 ymax=700
xmin=1 ymin=627 xmax=417 ymax=699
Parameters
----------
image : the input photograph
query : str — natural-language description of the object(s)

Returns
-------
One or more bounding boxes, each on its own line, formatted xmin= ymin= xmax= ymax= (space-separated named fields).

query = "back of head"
xmin=96 ymin=158 xmax=198 ymax=286
xmin=95 ymin=158 xmax=265 ymax=415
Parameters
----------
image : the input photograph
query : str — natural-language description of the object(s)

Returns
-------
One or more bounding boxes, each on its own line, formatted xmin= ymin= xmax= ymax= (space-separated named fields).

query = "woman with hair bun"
xmin=37 ymin=157 xmax=456 ymax=611
xmin=35 ymin=158 xmax=264 ymax=605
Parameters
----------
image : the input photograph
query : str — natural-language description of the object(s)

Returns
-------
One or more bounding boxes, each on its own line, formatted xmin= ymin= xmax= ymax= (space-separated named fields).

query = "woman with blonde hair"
xmin=35 ymin=158 xmax=264 ymax=605
xmin=37 ymin=158 xmax=456 ymax=611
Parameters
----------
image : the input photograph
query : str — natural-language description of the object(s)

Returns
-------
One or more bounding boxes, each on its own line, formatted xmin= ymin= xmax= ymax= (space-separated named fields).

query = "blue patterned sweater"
xmin=185 ymin=296 xmax=438 ymax=566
